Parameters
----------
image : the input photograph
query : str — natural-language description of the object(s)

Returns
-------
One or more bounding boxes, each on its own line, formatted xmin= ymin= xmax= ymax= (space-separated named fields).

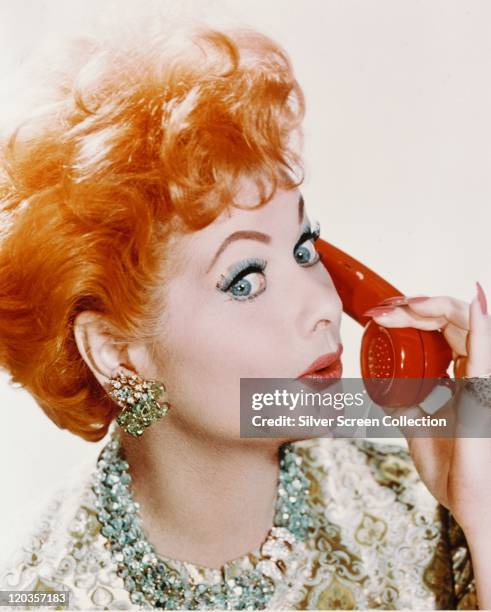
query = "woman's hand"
xmin=364 ymin=283 xmax=491 ymax=607
xmin=364 ymin=283 xmax=491 ymax=527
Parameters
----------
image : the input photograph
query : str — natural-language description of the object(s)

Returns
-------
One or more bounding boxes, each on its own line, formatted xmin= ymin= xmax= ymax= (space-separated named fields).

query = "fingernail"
xmin=406 ymin=296 xmax=430 ymax=304
xmin=379 ymin=295 xmax=406 ymax=305
xmin=476 ymin=281 xmax=488 ymax=315
xmin=363 ymin=306 xmax=396 ymax=317
xmin=379 ymin=295 xmax=429 ymax=306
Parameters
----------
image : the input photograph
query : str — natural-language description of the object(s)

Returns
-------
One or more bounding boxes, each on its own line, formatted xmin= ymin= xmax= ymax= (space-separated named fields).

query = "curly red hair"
xmin=0 ymin=25 xmax=304 ymax=441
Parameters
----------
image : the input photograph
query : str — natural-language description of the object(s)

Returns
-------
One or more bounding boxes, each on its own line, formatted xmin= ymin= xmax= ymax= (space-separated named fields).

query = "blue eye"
xmin=293 ymin=220 xmax=321 ymax=267
xmin=216 ymin=257 xmax=267 ymax=302
xmin=229 ymin=273 xmax=265 ymax=300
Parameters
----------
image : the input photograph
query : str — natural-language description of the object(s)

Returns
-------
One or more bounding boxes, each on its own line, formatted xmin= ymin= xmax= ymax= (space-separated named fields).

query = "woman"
xmin=0 ymin=23 xmax=490 ymax=610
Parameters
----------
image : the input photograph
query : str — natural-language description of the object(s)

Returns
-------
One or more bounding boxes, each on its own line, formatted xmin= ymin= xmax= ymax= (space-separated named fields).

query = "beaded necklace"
xmin=93 ymin=433 xmax=316 ymax=610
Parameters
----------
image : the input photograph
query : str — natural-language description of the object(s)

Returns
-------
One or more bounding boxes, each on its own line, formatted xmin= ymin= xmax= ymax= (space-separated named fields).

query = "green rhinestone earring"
xmin=108 ymin=372 xmax=170 ymax=437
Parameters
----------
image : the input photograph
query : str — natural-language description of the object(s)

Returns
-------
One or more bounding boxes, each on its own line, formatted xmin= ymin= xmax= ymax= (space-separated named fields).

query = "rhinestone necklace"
xmin=93 ymin=433 xmax=316 ymax=610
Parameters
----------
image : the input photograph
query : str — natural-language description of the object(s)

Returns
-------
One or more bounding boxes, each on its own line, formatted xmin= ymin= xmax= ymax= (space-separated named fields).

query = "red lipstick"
xmin=296 ymin=345 xmax=343 ymax=379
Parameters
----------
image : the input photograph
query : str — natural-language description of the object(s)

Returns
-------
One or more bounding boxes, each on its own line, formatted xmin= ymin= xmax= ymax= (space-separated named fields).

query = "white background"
xmin=1 ymin=0 xmax=490 ymax=560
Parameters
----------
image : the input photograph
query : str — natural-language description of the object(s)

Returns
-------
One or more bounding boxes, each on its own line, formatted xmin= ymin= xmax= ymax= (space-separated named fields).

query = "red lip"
xmin=296 ymin=345 xmax=343 ymax=379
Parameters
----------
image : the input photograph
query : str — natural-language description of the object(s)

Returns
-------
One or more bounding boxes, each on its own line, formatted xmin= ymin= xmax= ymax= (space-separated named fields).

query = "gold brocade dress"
xmin=0 ymin=437 xmax=477 ymax=610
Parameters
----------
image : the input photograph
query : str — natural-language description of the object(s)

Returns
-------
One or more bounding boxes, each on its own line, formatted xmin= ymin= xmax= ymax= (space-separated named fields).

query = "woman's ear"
xmin=73 ymin=311 xmax=131 ymax=386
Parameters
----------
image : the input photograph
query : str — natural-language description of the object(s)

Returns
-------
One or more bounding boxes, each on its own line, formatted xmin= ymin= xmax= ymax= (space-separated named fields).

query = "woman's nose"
xmin=292 ymin=264 xmax=343 ymax=338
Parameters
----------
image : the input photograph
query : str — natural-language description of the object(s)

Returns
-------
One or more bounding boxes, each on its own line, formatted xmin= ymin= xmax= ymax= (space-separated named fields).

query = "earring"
xmin=108 ymin=372 xmax=170 ymax=437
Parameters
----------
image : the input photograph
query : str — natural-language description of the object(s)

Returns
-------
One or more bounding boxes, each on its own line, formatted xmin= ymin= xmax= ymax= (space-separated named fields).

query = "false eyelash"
xmin=295 ymin=220 xmax=322 ymax=253
xmin=216 ymin=257 xmax=268 ymax=292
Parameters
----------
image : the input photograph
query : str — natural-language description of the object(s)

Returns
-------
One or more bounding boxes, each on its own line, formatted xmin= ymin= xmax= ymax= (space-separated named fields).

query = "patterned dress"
xmin=0 ymin=437 xmax=477 ymax=610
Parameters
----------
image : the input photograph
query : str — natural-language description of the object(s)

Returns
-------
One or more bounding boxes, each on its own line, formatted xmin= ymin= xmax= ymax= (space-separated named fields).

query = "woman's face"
xmin=149 ymin=180 xmax=343 ymax=445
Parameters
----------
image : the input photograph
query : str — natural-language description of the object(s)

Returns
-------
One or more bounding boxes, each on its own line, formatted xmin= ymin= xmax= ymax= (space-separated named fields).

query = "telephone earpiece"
xmin=316 ymin=238 xmax=453 ymax=407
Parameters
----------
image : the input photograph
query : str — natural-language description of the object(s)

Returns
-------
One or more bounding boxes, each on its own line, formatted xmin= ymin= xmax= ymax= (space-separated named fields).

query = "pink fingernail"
xmin=379 ymin=295 xmax=406 ymax=305
xmin=476 ymin=281 xmax=488 ymax=315
xmin=379 ymin=295 xmax=429 ymax=307
xmin=363 ymin=306 xmax=396 ymax=317
xmin=406 ymin=296 xmax=430 ymax=304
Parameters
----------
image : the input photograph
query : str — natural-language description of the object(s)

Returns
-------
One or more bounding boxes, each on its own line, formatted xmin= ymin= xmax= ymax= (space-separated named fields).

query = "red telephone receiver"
xmin=316 ymin=238 xmax=453 ymax=407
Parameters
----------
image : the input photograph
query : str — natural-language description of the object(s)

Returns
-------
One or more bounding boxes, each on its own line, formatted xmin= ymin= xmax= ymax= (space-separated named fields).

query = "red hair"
xmin=0 ymin=26 xmax=304 ymax=441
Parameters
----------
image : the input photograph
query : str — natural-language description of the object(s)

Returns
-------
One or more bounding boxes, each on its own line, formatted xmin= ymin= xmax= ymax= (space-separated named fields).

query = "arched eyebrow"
xmin=298 ymin=193 xmax=304 ymax=223
xmin=206 ymin=194 xmax=305 ymax=273
xmin=205 ymin=231 xmax=270 ymax=273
